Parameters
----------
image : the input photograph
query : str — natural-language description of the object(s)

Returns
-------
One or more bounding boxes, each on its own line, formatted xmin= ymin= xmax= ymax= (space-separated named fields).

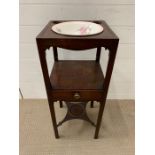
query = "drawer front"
xmin=50 ymin=90 xmax=104 ymax=102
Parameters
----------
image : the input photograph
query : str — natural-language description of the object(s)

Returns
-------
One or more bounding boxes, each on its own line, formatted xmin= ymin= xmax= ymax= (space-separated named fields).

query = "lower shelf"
xmin=57 ymin=101 xmax=96 ymax=127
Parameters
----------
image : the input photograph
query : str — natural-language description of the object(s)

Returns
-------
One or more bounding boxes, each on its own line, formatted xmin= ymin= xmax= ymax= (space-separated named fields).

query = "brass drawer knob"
xmin=74 ymin=93 xmax=80 ymax=100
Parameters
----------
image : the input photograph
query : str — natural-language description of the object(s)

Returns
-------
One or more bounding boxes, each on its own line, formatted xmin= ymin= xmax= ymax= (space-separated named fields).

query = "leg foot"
xmin=94 ymin=102 xmax=106 ymax=139
xmin=49 ymin=101 xmax=59 ymax=138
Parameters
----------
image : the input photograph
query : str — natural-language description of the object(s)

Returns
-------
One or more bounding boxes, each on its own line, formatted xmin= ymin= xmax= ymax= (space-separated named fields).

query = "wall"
xmin=19 ymin=0 xmax=135 ymax=99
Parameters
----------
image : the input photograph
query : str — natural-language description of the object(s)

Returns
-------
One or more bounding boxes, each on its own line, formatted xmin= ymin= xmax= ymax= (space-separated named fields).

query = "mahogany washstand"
xmin=36 ymin=20 xmax=119 ymax=139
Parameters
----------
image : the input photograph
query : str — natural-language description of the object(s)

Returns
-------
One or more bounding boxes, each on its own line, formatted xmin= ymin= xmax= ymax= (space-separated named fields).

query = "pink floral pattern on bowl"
xmin=77 ymin=26 xmax=91 ymax=35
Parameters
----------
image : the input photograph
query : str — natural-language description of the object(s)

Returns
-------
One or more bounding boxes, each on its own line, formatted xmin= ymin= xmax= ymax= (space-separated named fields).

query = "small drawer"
xmin=50 ymin=90 xmax=104 ymax=102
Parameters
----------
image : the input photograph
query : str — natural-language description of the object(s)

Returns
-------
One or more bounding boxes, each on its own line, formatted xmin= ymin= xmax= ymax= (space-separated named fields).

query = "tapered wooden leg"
xmin=94 ymin=102 xmax=106 ymax=139
xmin=90 ymin=101 xmax=94 ymax=108
xmin=48 ymin=101 xmax=59 ymax=138
xmin=60 ymin=101 xmax=63 ymax=108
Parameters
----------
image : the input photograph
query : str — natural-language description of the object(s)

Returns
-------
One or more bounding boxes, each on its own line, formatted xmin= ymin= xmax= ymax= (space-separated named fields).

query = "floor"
xmin=20 ymin=99 xmax=135 ymax=155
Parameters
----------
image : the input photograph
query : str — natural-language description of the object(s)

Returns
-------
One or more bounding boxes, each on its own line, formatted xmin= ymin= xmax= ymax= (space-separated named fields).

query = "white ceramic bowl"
xmin=51 ymin=21 xmax=104 ymax=36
